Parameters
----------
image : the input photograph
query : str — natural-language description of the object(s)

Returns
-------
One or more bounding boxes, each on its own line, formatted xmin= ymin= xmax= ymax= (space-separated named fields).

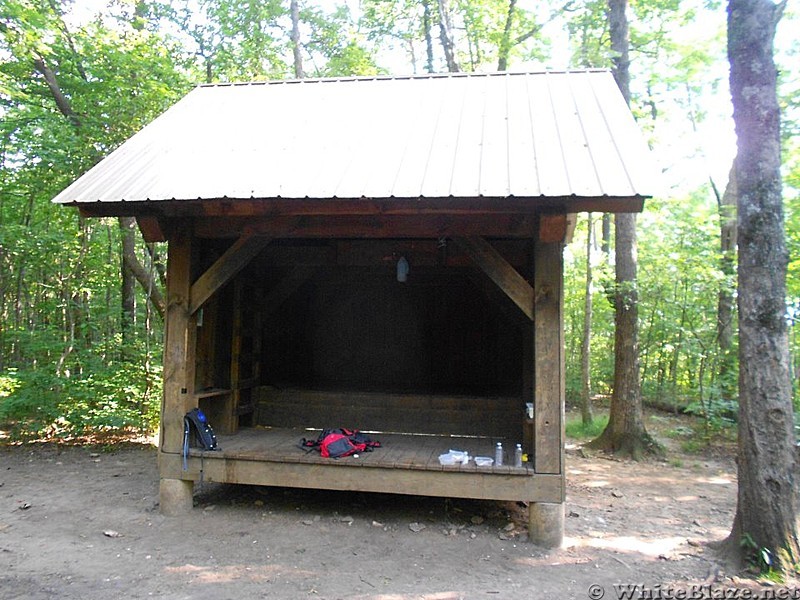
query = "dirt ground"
xmin=1 ymin=413 xmax=797 ymax=600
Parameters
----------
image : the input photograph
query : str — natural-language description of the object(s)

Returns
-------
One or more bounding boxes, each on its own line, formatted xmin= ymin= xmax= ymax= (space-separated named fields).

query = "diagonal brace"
xmin=189 ymin=233 xmax=272 ymax=314
xmin=453 ymin=236 xmax=534 ymax=321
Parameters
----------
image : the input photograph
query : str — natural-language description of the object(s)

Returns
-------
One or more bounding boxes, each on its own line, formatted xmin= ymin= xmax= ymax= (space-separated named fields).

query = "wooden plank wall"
xmin=259 ymin=265 xmax=524 ymax=397
xmin=255 ymin=388 xmax=523 ymax=440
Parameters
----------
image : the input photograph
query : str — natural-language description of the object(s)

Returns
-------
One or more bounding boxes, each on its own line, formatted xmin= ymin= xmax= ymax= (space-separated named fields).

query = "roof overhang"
xmin=54 ymin=70 xmax=658 ymax=232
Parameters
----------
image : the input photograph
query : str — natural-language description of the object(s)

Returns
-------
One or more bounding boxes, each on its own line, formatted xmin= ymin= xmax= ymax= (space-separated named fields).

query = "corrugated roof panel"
xmin=525 ymin=73 xmax=570 ymax=197
xmin=548 ymin=74 xmax=600 ymax=197
xmin=477 ymin=73 xmax=511 ymax=197
xmin=569 ymin=73 xmax=633 ymax=196
xmin=505 ymin=74 xmax=539 ymax=197
xmin=52 ymin=71 xmax=658 ymax=206
xmin=359 ymin=80 xmax=423 ymax=199
xmin=417 ymin=76 xmax=468 ymax=197
xmin=590 ymin=74 xmax=658 ymax=194
xmin=449 ymin=75 xmax=488 ymax=198
xmin=387 ymin=79 xmax=447 ymax=198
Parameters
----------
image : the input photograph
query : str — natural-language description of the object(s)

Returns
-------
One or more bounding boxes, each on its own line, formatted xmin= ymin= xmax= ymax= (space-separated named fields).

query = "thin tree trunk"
xmin=725 ymin=0 xmax=798 ymax=572
xmin=588 ymin=0 xmax=658 ymax=459
xmin=120 ymin=217 xmax=137 ymax=349
xmin=120 ymin=223 xmax=166 ymax=320
xmin=601 ymin=213 xmax=611 ymax=256
xmin=423 ymin=0 xmax=435 ymax=73
xmin=146 ymin=244 xmax=167 ymax=288
xmin=497 ymin=0 xmax=517 ymax=71
xmin=290 ymin=0 xmax=305 ymax=79
xmin=580 ymin=214 xmax=594 ymax=425
xmin=714 ymin=164 xmax=738 ymax=398
xmin=437 ymin=0 xmax=460 ymax=72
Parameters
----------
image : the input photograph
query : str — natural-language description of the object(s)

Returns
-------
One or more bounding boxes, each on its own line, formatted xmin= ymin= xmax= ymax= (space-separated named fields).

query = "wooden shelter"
xmin=53 ymin=70 xmax=656 ymax=546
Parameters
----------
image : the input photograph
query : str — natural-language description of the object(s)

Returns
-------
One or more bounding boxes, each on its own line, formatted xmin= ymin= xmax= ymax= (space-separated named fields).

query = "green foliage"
xmin=740 ymin=534 xmax=779 ymax=577
xmin=564 ymin=187 xmax=739 ymax=432
xmin=0 ymin=347 xmax=162 ymax=439
xmin=565 ymin=413 xmax=609 ymax=439
xmin=359 ymin=0 xmax=547 ymax=73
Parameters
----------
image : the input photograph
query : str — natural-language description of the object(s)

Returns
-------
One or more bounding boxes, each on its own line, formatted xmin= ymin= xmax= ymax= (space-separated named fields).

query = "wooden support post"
xmin=159 ymin=225 xmax=197 ymax=515
xmin=531 ymin=236 xmax=566 ymax=544
xmin=533 ymin=240 xmax=564 ymax=475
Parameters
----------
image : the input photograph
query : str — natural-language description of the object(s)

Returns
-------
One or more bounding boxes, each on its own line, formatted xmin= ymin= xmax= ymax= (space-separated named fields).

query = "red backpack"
xmin=301 ymin=428 xmax=381 ymax=458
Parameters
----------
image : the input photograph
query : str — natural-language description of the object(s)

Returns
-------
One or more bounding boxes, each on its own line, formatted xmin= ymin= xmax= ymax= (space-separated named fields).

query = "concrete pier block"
xmin=528 ymin=501 xmax=564 ymax=548
xmin=159 ymin=478 xmax=193 ymax=516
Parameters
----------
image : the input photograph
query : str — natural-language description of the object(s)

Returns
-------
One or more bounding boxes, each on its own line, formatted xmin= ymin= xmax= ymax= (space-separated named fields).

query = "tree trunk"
xmin=423 ymin=0 xmax=435 ymax=73
xmin=601 ymin=213 xmax=611 ymax=256
xmin=120 ymin=217 xmax=137 ymax=349
xmin=580 ymin=213 xmax=594 ymax=425
xmin=119 ymin=219 xmax=165 ymax=320
xmin=715 ymin=164 xmax=738 ymax=399
xmin=725 ymin=0 xmax=798 ymax=573
xmin=588 ymin=0 xmax=659 ymax=459
xmin=290 ymin=0 xmax=305 ymax=79
xmin=589 ymin=213 xmax=659 ymax=458
xmin=437 ymin=0 xmax=460 ymax=72
xmin=497 ymin=0 xmax=517 ymax=71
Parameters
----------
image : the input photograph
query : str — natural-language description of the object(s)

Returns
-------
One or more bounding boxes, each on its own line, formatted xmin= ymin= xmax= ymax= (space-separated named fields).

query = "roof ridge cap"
xmin=196 ymin=68 xmax=611 ymax=88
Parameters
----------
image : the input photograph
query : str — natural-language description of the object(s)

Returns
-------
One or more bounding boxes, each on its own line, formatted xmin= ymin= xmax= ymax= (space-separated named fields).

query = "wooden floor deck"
xmin=190 ymin=426 xmax=532 ymax=475
xmin=165 ymin=426 xmax=563 ymax=505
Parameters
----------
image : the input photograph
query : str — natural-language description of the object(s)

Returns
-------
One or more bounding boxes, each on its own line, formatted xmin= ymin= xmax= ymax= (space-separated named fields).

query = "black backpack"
xmin=182 ymin=408 xmax=219 ymax=476
xmin=183 ymin=407 xmax=218 ymax=451
xmin=183 ymin=408 xmax=217 ymax=450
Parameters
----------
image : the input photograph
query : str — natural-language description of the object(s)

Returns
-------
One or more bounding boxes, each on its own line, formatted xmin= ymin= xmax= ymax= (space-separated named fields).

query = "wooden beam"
xmin=73 ymin=196 xmax=645 ymax=219
xmin=193 ymin=214 xmax=538 ymax=239
xmin=136 ymin=216 xmax=167 ymax=243
xmin=159 ymin=453 xmax=565 ymax=503
xmin=533 ymin=240 xmax=565 ymax=476
xmin=161 ymin=225 xmax=194 ymax=454
xmin=453 ymin=236 xmax=534 ymax=321
xmin=538 ymin=213 xmax=568 ymax=244
xmin=189 ymin=234 xmax=272 ymax=314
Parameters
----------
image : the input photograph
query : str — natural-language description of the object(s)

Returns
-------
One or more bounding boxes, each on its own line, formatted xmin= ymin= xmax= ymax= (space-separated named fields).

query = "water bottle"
xmin=494 ymin=442 xmax=503 ymax=466
xmin=514 ymin=443 xmax=523 ymax=468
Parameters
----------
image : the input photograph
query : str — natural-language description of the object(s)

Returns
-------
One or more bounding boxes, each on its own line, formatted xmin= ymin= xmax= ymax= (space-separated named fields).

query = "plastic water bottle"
xmin=494 ymin=442 xmax=503 ymax=466
xmin=514 ymin=443 xmax=523 ymax=467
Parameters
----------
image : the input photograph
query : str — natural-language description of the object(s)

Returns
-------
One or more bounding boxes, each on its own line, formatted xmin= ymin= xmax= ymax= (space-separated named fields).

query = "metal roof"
xmin=52 ymin=70 xmax=657 ymax=206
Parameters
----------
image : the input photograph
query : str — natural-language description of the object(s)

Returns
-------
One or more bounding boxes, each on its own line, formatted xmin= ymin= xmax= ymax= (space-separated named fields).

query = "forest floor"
xmin=1 ymin=411 xmax=798 ymax=600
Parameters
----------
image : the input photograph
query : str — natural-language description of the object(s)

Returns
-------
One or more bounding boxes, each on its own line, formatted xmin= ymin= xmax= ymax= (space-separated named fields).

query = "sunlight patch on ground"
xmin=361 ymin=593 xmax=467 ymax=600
xmin=515 ymin=554 xmax=593 ymax=567
xmin=164 ymin=563 xmax=316 ymax=583
xmin=584 ymin=480 xmax=611 ymax=488
xmin=702 ymin=476 xmax=733 ymax=485
xmin=565 ymin=535 xmax=686 ymax=557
